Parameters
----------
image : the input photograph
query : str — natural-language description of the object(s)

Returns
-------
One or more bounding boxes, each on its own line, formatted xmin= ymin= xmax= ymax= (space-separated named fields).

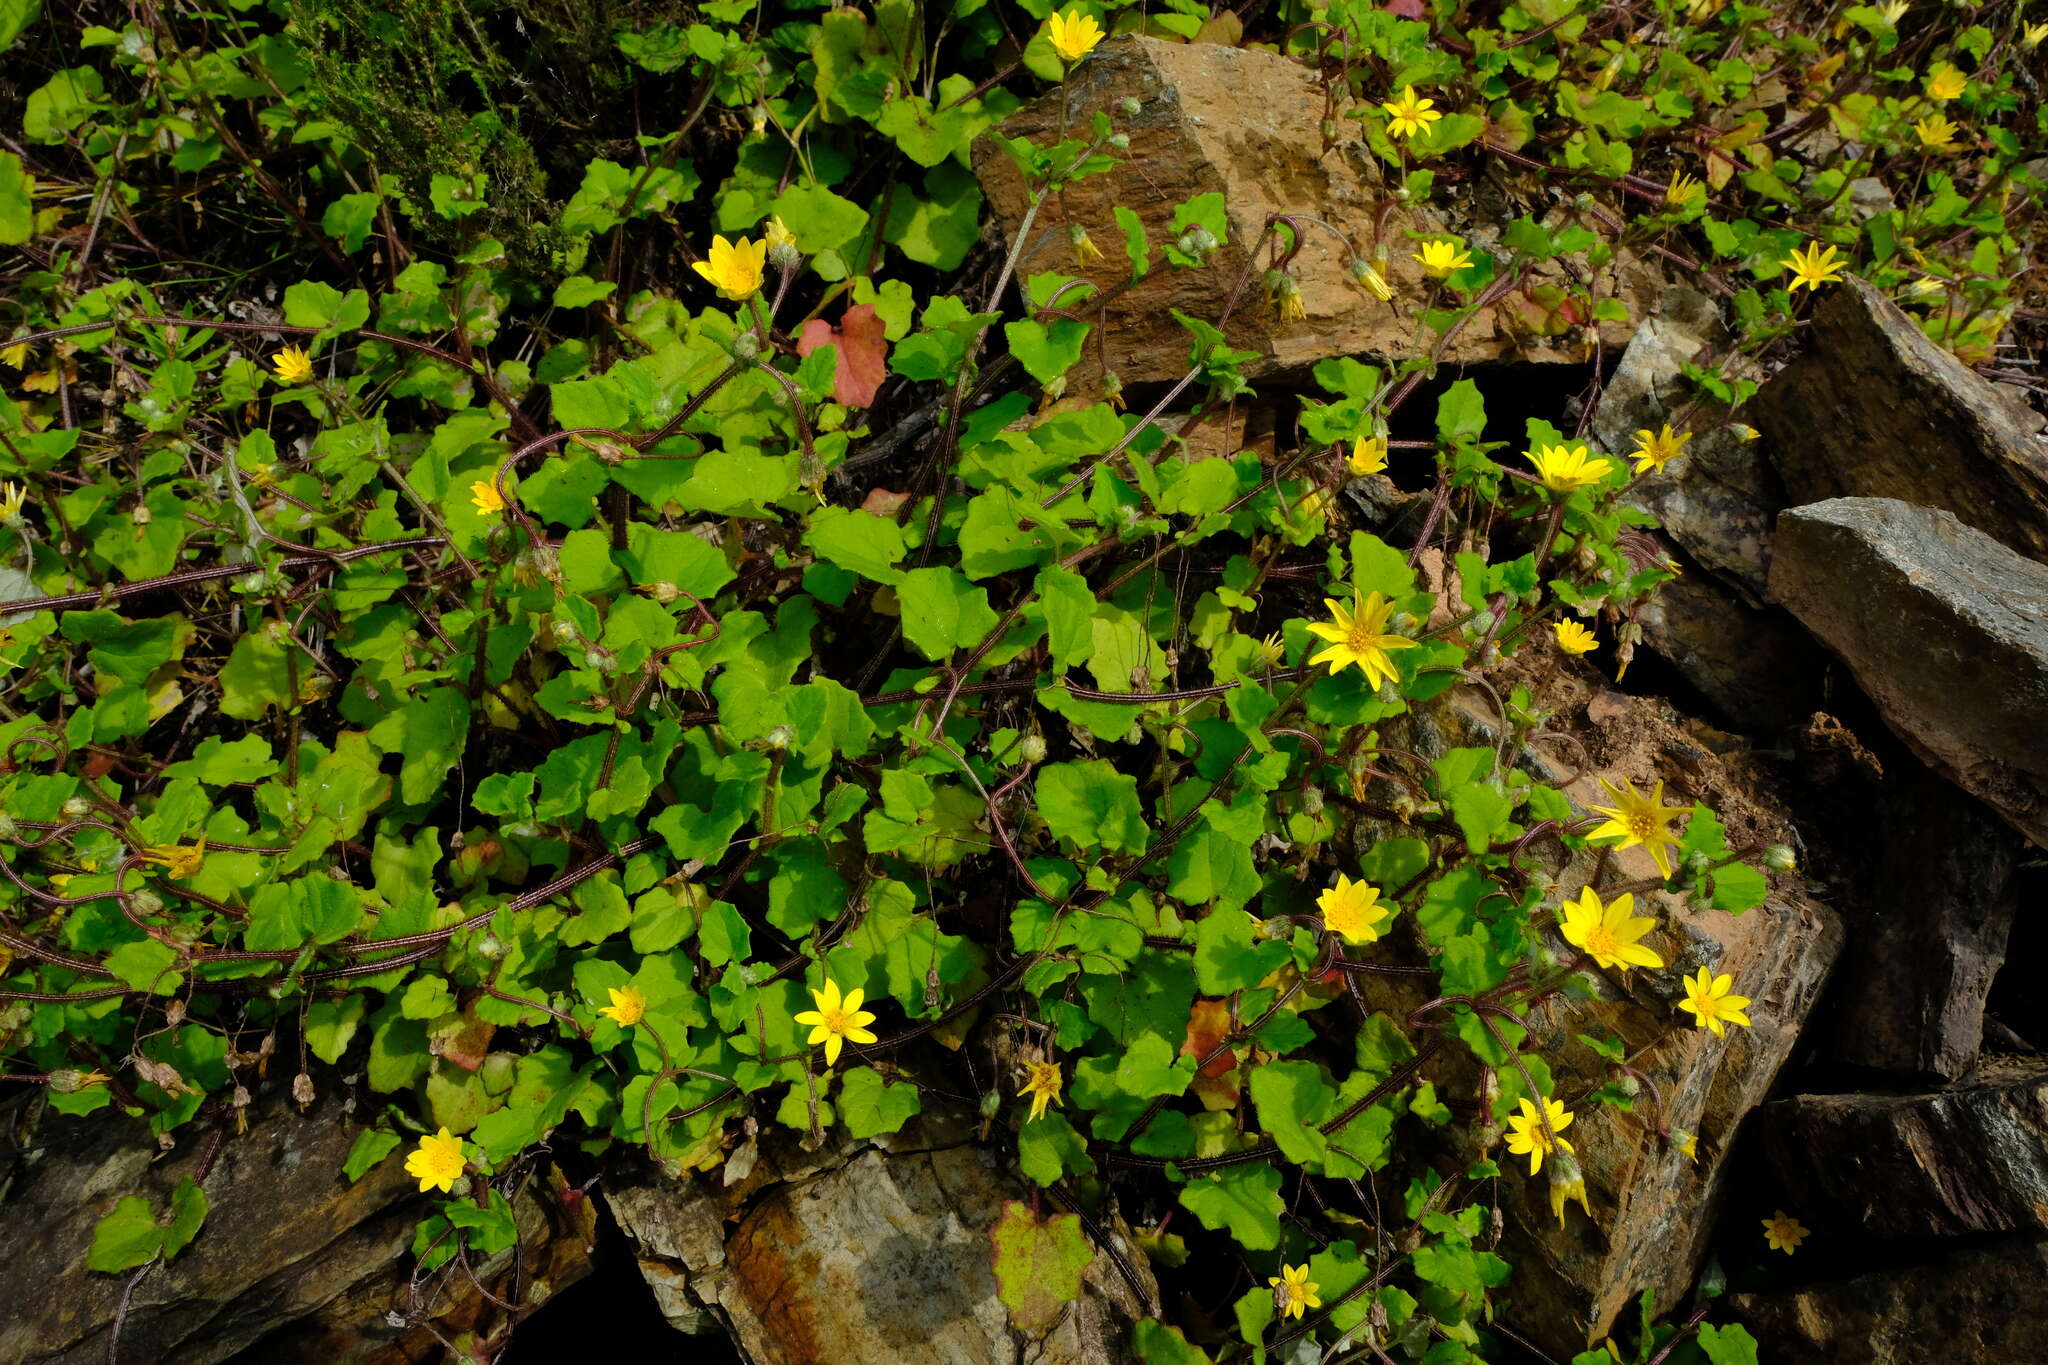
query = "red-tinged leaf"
xmin=990 ymin=1201 xmax=1092 ymax=1333
xmin=1381 ymin=0 xmax=1425 ymax=15
xmin=860 ymin=487 xmax=910 ymax=516
xmin=1182 ymin=998 xmax=1238 ymax=1079
xmin=796 ymin=303 xmax=889 ymax=407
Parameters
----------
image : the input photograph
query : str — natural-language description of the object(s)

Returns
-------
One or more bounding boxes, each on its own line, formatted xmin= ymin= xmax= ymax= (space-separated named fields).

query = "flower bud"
xmin=550 ymin=619 xmax=578 ymax=645
xmin=1617 ymin=1073 xmax=1642 ymax=1098
xmin=1118 ymin=97 xmax=1142 ymax=118
xmin=128 ymin=889 xmax=164 ymax=917
xmin=1763 ymin=844 xmax=1797 ymax=872
xmin=729 ymin=331 xmax=762 ymax=362
xmin=47 ymin=1069 xmax=105 ymax=1094
xmin=582 ymin=647 xmax=617 ymax=675
xmin=1019 ymin=733 xmax=1048 ymax=764
xmin=131 ymin=504 xmax=152 ymax=527
xmin=1108 ymin=132 xmax=1130 ymax=152
xmin=641 ymin=580 xmax=682 ymax=605
xmin=1685 ymin=850 xmax=1714 ymax=877
xmin=1300 ymin=785 xmax=1325 ymax=816
xmin=61 ymin=797 xmax=91 ymax=819
xmin=768 ymin=240 xmax=803 ymax=271
xmin=0 ymin=813 xmax=12 ymax=839
xmin=766 ymin=725 xmax=795 ymax=752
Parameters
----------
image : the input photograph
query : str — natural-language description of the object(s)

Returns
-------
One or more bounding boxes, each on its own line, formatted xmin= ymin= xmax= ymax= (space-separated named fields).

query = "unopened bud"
xmin=1018 ymin=733 xmax=1048 ymax=764
xmin=131 ymin=504 xmax=152 ymax=527
xmin=1763 ymin=844 xmax=1797 ymax=872
xmin=1108 ymin=132 xmax=1130 ymax=152
xmin=765 ymin=725 xmax=794 ymax=752
xmin=1685 ymin=849 xmax=1714 ymax=877
xmin=447 ymin=1175 xmax=473 ymax=1198
xmin=550 ymin=619 xmax=578 ymax=644
xmin=1617 ymin=1073 xmax=1641 ymax=1098
xmin=642 ymin=580 xmax=682 ymax=604
xmin=768 ymin=241 xmax=802 ymax=271
xmin=0 ymin=813 xmax=14 ymax=839
xmin=1300 ymin=785 xmax=1325 ymax=816
xmin=47 ymin=1069 xmax=98 ymax=1094
xmin=128 ymin=889 xmax=164 ymax=917
xmin=477 ymin=934 xmax=504 ymax=959
xmin=61 ymin=797 xmax=91 ymax=819
xmin=729 ymin=331 xmax=762 ymax=362
xmin=1118 ymin=97 xmax=1142 ymax=118
xmin=582 ymin=648 xmax=617 ymax=675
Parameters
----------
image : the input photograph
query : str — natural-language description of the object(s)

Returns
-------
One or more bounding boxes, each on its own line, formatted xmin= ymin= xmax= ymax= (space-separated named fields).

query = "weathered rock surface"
xmin=1366 ymin=685 xmax=1842 ymax=1352
xmin=1749 ymin=274 xmax=2048 ymax=564
xmin=1768 ymin=497 xmax=2048 ymax=846
xmin=0 ymin=1094 xmax=591 ymax=1364
xmin=973 ymin=37 xmax=1662 ymax=390
xmin=1825 ymin=765 xmax=2022 ymax=1081
xmin=1634 ymin=572 xmax=1826 ymax=734
xmin=1731 ymin=1235 xmax=2048 ymax=1364
xmin=608 ymin=1115 xmax=1153 ymax=1365
xmin=1761 ymin=1057 xmax=2048 ymax=1238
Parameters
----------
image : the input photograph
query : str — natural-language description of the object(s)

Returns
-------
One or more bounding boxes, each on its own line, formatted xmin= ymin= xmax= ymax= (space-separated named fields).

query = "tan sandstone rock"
xmin=972 ymin=37 xmax=1661 ymax=391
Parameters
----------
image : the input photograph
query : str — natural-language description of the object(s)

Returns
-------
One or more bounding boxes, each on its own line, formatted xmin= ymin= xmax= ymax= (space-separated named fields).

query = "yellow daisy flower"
xmin=271 ymin=346 xmax=315 ymax=385
xmin=1782 ymin=242 xmax=1846 ymax=293
xmin=1414 ymin=238 xmax=1473 ymax=278
xmin=793 ymin=977 xmax=879 ymax=1067
xmin=470 ymin=480 xmax=506 ymax=516
xmin=1557 ymin=886 xmax=1665 ymax=973
xmin=599 ymin=985 xmax=647 ymax=1027
xmin=1678 ymin=967 xmax=1752 ymax=1038
xmin=1304 ymin=589 xmax=1418 ymax=689
xmin=1046 ymin=8 xmax=1105 ymax=63
xmin=692 ymin=234 xmax=768 ymax=300
xmin=1584 ymin=776 xmax=1688 ymax=879
xmin=1554 ymin=620 xmax=1598 ymax=655
xmin=1763 ymin=1210 xmax=1808 ymax=1253
xmin=404 ymin=1127 xmax=468 ymax=1194
xmin=1382 ymin=87 xmax=1443 ymax=140
xmin=1913 ymin=114 xmax=1959 ymax=151
xmin=1317 ymin=873 xmax=1392 ymax=945
xmin=1018 ymin=1060 xmax=1063 ymax=1121
xmin=1924 ymin=63 xmax=1966 ymax=102
xmin=1664 ymin=170 xmax=1705 ymax=209
xmin=1348 ymin=436 xmax=1388 ymax=476
xmin=1630 ymin=424 xmax=1693 ymax=474
xmin=1504 ymin=1096 xmax=1575 ymax=1176
xmin=1528 ymin=442 xmax=1613 ymax=494
xmin=1268 ymin=1262 xmax=1321 ymax=1320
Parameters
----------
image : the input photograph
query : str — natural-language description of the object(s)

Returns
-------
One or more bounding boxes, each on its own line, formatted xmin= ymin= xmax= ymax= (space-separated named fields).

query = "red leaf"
xmin=796 ymin=303 xmax=889 ymax=408
xmin=1382 ymin=0 xmax=1425 ymax=15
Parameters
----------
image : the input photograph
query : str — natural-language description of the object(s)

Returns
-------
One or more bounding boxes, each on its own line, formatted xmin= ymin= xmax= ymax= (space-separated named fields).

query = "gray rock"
xmin=608 ymin=1116 xmax=1152 ymax=1365
xmin=1761 ymin=1057 xmax=2048 ymax=1238
xmin=1750 ymin=275 xmax=2048 ymax=565
xmin=1731 ymin=1235 xmax=2048 ymax=1363
xmin=1825 ymin=765 xmax=2022 ymax=1082
xmin=1635 ymin=571 xmax=1826 ymax=734
xmin=1769 ymin=497 xmax=2048 ymax=846
xmin=0 ymin=1093 xmax=590 ymax=1364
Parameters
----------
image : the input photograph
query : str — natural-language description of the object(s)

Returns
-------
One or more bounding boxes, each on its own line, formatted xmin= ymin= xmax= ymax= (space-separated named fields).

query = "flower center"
xmin=1626 ymin=811 xmax=1659 ymax=840
xmin=1583 ymin=925 xmax=1619 ymax=960
xmin=1694 ymin=994 xmax=1722 ymax=1020
xmin=1346 ymin=623 xmax=1380 ymax=653
xmin=822 ymin=1007 xmax=849 ymax=1033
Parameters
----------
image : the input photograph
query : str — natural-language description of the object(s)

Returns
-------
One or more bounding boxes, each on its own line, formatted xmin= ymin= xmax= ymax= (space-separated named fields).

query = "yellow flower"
xmin=1679 ymin=967 xmax=1752 ymax=1038
xmin=691 ymin=234 xmax=768 ymax=300
xmin=1730 ymin=423 xmax=1761 ymax=442
xmin=1585 ymin=776 xmax=1688 ymax=879
xmin=1673 ymin=1130 xmax=1699 ymax=1163
xmin=1504 ymin=1096 xmax=1575 ymax=1176
xmin=1348 ymin=435 xmax=1388 ymax=477
xmin=1305 ymin=589 xmax=1418 ymax=689
xmin=1876 ymin=0 xmax=1908 ymax=24
xmin=0 ymin=480 xmax=26 ymax=526
xmin=1414 ymin=238 xmax=1473 ymax=278
xmin=1019 ymin=1060 xmax=1063 ymax=1121
xmin=599 ymin=985 xmax=646 ymax=1027
xmin=1067 ymin=221 xmax=1104 ymax=266
xmin=793 ymin=977 xmax=879 ymax=1067
xmin=1557 ymin=886 xmax=1665 ymax=973
xmin=1925 ymin=63 xmax=1966 ymax=102
xmin=0 ymin=341 xmax=27 ymax=369
xmin=271 ymin=345 xmax=315 ymax=385
xmin=1554 ymin=620 xmax=1598 ymax=656
xmin=1352 ymin=259 xmax=1393 ymax=301
xmin=1382 ymin=86 xmax=1443 ymax=140
xmin=1268 ymin=1262 xmax=1321 ymax=1320
xmin=1782 ymin=242 xmax=1846 ymax=293
xmin=1317 ymin=874 xmax=1392 ymax=945
xmin=1762 ymin=1210 xmax=1808 ymax=1254
xmin=1272 ymin=274 xmax=1307 ymax=323
xmin=1630 ymin=424 xmax=1692 ymax=475
xmin=1548 ymin=1152 xmax=1592 ymax=1227
xmin=1664 ymin=170 xmax=1704 ymax=209
xmin=405 ymin=1127 xmax=468 ymax=1194
xmin=470 ymin=480 xmax=506 ymax=516
xmin=1045 ymin=8 xmax=1105 ymax=63
xmin=2025 ymin=20 xmax=2048 ymax=49
xmin=145 ymin=841 xmax=206 ymax=880
xmin=1913 ymin=114 xmax=1959 ymax=151
xmin=763 ymin=216 xmax=798 ymax=251
xmin=1528 ymin=442 xmax=1613 ymax=494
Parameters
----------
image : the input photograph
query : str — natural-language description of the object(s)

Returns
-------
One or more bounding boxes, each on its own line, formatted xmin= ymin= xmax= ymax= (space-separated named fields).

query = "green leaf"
xmin=1036 ymin=760 xmax=1148 ymax=854
xmin=1193 ymin=909 xmax=1288 ymax=995
xmin=1018 ymin=1111 xmax=1092 ymax=1186
xmin=836 ymin=1065 xmax=922 ymax=1139
xmin=1698 ymin=1324 xmax=1760 ymax=1365
xmin=806 ymin=507 xmax=909 ymax=584
xmin=991 ymin=1202 xmax=1094 ymax=1333
xmin=162 ymin=1176 xmax=207 ymax=1260
xmin=1178 ymin=1161 xmax=1283 ymax=1250
xmin=87 ymin=1196 xmax=164 ymax=1273
xmin=105 ymin=938 xmax=182 ymax=995
xmin=895 ymin=568 xmax=997 ymax=660
xmin=1132 ymin=1319 xmax=1211 ymax=1364
xmin=1249 ymin=1060 xmax=1334 ymax=1166
xmin=343 ymin=1128 xmax=403 ymax=1183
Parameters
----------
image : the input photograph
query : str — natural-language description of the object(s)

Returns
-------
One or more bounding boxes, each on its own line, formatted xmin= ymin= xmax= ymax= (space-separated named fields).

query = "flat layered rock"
xmin=1749 ymin=274 xmax=2048 ymax=564
xmin=973 ymin=36 xmax=1661 ymax=390
xmin=0 ymin=1094 xmax=590 ymax=1364
xmin=1731 ymin=1235 xmax=2048 ymax=1363
xmin=1769 ymin=497 xmax=2048 ymax=845
xmin=1761 ymin=1057 xmax=2048 ymax=1239
xmin=607 ymin=1117 xmax=1152 ymax=1365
